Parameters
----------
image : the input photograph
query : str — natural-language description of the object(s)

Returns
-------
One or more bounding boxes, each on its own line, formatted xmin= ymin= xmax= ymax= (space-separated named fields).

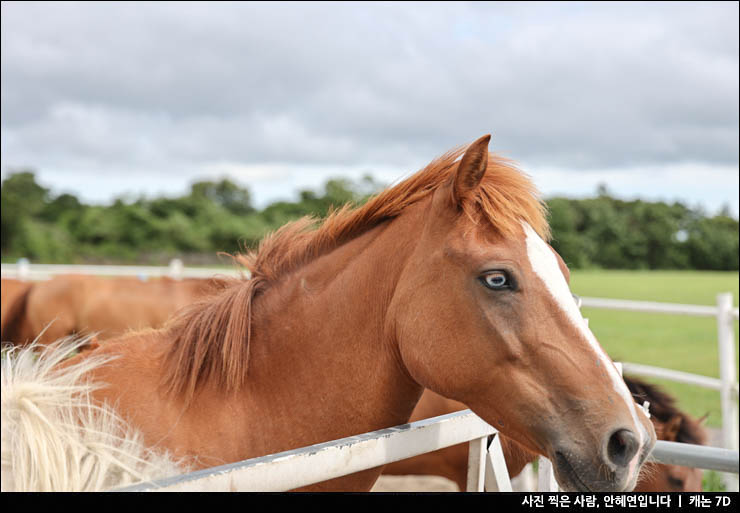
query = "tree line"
xmin=1 ymin=171 xmax=737 ymax=270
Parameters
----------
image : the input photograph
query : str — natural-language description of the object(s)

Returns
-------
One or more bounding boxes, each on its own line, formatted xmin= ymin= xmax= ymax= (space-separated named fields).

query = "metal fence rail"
xmin=117 ymin=410 xmax=498 ymax=492
xmin=620 ymin=362 xmax=739 ymax=398
xmin=116 ymin=409 xmax=739 ymax=492
xmin=581 ymin=296 xmax=739 ymax=320
xmin=652 ymin=441 xmax=739 ymax=473
xmin=0 ymin=260 xmax=242 ymax=280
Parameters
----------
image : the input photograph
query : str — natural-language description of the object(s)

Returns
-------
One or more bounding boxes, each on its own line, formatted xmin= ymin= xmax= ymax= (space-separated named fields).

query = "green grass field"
xmin=570 ymin=270 xmax=739 ymax=429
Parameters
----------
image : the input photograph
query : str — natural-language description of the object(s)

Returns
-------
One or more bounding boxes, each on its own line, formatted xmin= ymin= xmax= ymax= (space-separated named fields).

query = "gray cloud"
xmin=1 ymin=1 xmax=738 ymax=210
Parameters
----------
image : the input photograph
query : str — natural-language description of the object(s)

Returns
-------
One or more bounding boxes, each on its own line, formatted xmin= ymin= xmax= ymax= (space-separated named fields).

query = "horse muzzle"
xmin=550 ymin=425 xmax=656 ymax=492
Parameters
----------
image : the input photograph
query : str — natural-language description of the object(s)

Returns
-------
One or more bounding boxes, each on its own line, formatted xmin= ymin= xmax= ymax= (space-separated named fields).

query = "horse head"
xmin=388 ymin=135 xmax=656 ymax=491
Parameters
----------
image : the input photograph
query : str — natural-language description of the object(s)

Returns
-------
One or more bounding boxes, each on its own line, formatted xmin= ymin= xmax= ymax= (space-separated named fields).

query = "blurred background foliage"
xmin=1 ymin=169 xmax=737 ymax=270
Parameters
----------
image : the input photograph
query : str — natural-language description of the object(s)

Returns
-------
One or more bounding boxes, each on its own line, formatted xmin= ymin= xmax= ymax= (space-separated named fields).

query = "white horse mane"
xmin=1 ymin=336 xmax=185 ymax=491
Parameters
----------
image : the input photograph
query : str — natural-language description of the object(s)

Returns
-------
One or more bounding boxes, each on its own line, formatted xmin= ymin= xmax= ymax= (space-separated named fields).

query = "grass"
xmin=703 ymin=470 xmax=727 ymax=492
xmin=570 ymin=270 xmax=739 ymax=305
xmin=569 ymin=270 xmax=739 ymax=429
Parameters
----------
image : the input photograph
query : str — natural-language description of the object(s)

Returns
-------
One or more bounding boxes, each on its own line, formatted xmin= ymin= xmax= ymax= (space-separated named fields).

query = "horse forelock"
xmin=162 ymin=141 xmax=549 ymax=399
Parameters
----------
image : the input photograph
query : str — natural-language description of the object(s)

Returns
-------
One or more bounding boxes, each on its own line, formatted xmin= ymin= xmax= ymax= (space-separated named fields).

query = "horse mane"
xmin=624 ymin=375 xmax=707 ymax=446
xmin=162 ymin=144 xmax=550 ymax=400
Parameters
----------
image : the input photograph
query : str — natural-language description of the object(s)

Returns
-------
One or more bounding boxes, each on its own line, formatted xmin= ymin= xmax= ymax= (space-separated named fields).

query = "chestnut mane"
xmin=162 ymin=145 xmax=550 ymax=400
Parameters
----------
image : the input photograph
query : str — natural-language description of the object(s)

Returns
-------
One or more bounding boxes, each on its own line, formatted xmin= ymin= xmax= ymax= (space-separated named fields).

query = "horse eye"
xmin=481 ymin=271 xmax=510 ymax=290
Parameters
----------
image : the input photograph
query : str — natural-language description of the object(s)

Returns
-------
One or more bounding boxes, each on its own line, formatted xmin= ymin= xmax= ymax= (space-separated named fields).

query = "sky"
xmin=1 ymin=1 xmax=738 ymax=215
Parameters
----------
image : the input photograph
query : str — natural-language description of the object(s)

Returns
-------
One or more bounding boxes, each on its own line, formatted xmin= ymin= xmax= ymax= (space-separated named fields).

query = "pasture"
xmin=570 ymin=269 xmax=739 ymax=428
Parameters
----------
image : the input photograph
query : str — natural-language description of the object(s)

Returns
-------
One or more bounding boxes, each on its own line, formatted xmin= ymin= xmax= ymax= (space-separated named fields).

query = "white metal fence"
xmin=1 ymin=259 xmax=240 ymax=281
xmin=115 ymin=409 xmax=739 ymax=492
xmin=2 ymin=261 xmax=739 ymax=491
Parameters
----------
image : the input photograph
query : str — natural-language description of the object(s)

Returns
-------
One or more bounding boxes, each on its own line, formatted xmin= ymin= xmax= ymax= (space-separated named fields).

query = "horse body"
xmin=1 ymin=275 xmax=216 ymax=345
xmin=0 ymin=278 xmax=32 ymax=341
xmin=1 ymin=136 xmax=655 ymax=491
xmin=79 ymin=219 xmax=425 ymax=489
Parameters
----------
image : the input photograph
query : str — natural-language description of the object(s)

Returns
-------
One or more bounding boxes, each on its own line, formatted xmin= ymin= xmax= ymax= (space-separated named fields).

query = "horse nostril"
xmin=606 ymin=429 xmax=639 ymax=468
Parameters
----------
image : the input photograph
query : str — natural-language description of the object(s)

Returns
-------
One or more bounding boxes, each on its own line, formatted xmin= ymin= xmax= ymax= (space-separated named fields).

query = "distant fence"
xmin=3 ymin=260 xmax=739 ymax=491
xmin=1 ymin=259 xmax=240 ymax=281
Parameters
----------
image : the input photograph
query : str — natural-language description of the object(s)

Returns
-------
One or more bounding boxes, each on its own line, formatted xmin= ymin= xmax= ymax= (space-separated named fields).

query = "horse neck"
xmin=243 ymin=206 xmax=428 ymax=451
xmin=83 ymin=204 xmax=429 ymax=476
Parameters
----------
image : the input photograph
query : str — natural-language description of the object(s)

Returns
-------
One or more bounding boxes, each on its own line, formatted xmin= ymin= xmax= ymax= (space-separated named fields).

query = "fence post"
xmin=466 ymin=436 xmax=487 ymax=491
xmin=17 ymin=257 xmax=30 ymax=281
xmin=168 ymin=258 xmax=184 ymax=280
xmin=510 ymin=462 xmax=536 ymax=492
xmin=484 ymin=433 xmax=512 ymax=492
xmin=537 ymin=456 xmax=558 ymax=491
xmin=717 ymin=292 xmax=739 ymax=492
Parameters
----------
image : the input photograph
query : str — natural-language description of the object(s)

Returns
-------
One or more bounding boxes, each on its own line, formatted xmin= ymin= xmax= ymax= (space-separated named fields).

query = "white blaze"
xmin=522 ymin=222 xmax=649 ymax=475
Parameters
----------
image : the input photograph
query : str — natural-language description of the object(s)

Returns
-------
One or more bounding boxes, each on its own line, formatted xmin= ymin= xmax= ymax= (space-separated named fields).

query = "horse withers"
xmin=1 ymin=135 xmax=655 ymax=491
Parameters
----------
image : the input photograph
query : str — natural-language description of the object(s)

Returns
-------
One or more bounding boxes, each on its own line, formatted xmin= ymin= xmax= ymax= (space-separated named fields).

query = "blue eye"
xmin=481 ymin=271 xmax=510 ymax=290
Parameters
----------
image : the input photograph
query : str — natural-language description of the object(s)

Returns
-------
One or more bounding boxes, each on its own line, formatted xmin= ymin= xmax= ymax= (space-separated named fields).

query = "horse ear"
xmin=663 ymin=414 xmax=683 ymax=442
xmin=453 ymin=134 xmax=491 ymax=205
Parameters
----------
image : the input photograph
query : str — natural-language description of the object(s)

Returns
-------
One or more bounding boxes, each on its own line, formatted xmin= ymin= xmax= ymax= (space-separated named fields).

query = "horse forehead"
xmin=442 ymin=217 xmax=530 ymax=260
xmin=439 ymin=220 xmax=565 ymax=281
xmin=521 ymin=223 xmax=570 ymax=286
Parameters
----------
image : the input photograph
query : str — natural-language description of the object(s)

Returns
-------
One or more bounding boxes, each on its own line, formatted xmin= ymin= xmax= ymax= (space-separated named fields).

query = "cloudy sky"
xmin=1 ymin=1 xmax=738 ymax=215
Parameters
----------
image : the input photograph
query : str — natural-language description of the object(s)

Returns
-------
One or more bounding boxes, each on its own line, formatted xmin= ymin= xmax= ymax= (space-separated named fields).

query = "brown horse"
xmin=383 ymin=376 xmax=707 ymax=492
xmin=1 ymin=275 xmax=217 ymax=346
xmin=1 ymin=135 xmax=656 ymax=492
xmin=0 ymin=278 xmax=32 ymax=340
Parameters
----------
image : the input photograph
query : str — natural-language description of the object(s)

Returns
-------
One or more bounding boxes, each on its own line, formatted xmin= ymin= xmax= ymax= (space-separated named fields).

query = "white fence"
xmin=1 ymin=259 xmax=240 ymax=281
xmin=2 ymin=260 xmax=739 ymax=491
xmin=119 ymin=410 xmax=501 ymax=492
xmin=115 ymin=408 xmax=739 ymax=492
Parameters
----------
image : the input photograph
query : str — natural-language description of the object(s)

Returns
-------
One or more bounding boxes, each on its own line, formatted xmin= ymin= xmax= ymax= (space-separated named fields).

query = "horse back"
xmin=1 ymin=279 xmax=34 ymax=345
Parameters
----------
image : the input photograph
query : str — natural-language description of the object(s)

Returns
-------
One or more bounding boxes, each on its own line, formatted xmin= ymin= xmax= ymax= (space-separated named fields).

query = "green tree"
xmin=190 ymin=179 xmax=254 ymax=216
xmin=1 ymin=170 xmax=49 ymax=253
xmin=686 ymin=215 xmax=739 ymax=270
